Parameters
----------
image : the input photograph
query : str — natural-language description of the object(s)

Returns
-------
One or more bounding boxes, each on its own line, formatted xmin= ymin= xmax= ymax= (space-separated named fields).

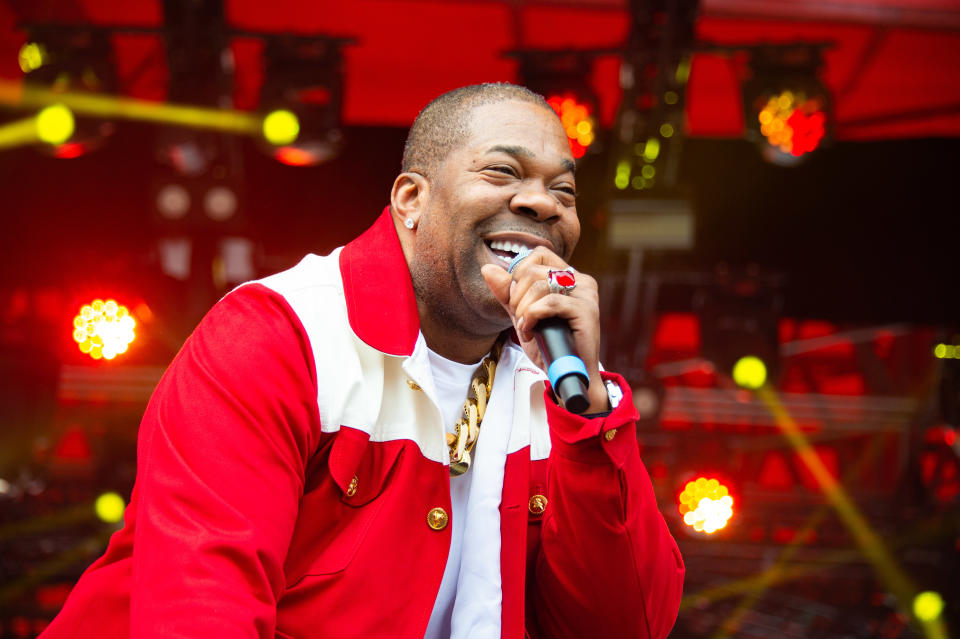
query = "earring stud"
xmin=404 ymin=218 xmax=415 ymax=229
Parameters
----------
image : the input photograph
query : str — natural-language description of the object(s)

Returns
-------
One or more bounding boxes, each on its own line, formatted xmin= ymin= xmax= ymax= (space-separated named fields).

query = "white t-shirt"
xmin=423 ymin=347 xmax=482 ymax=638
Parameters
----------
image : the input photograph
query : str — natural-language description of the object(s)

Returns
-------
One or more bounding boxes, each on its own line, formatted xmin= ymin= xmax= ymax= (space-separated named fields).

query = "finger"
xmin=515 ymin=293 xmax=597 ymax=338
xmin=512 ymin=271 xmax=598 ymax=330
xmin=508 ymin=247 xmax=568 ymax=307
xmin=480 ymin=263 xmax=514 ymax=313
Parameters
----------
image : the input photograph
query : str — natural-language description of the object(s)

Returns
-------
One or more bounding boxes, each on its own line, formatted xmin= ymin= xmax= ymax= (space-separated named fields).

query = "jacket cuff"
xmin=544 ymin=372 xmax=640 ymax=468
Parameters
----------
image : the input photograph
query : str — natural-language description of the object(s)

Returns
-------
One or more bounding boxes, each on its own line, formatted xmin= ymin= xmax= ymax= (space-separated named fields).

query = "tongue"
xmin=492 ymin=248 xmax=516 ymax=259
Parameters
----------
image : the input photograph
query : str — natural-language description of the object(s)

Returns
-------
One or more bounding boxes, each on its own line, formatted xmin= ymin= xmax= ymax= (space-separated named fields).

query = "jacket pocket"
xmin=284 ymin=427 xmax=404 ymax=582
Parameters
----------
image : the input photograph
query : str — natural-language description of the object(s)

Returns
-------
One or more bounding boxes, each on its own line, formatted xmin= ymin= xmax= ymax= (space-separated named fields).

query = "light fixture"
xmin=732 ymin=355 xmax=768 ymax=390
xmin=678 ymin=476 xmax=735 ymax=534
xmin=547 ymin=94 xmax=597 ymax=159
xmin=258 ymin=36 xmax=349 ymax=166
xmin=72 ymin=299 xmax=136 ymax=361
xmin=21 ymin=28 xmax=117 ymax=158
xmin=511 ymin=49 xmax=601 ymax=161
xmin=742 ymin=44 xmax=832 ymax=166
xmin=95 ymin=491 xmax=126 ymax=524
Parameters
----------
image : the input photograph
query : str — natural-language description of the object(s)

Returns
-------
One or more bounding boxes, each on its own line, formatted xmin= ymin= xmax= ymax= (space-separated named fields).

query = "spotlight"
xmin=913 ymin=591 xmax=944 ymax=623
xmin=757 ymin=90 xmax=827 ymax=158
xmin=934 ymin=343 xmax=960 ymax=359
xmin=94 ymin=491 xmax=126 ymax=524
xmin=18 ymin=41 xmax=47 ymax=73
xmin=512 ymin=50 xmax=601 ymax=161
xmin=546 ymin=94 xmax=597 ymax=159
xmin=262 ymin=109 xmax=300 ymax=146
xmin=156 ymin=184 xmax=191 ymax=221
xmin=72 ymin=299 xmax=136 ymax=361
xmin=258 ymin=36 xmax=349 ymax=166
xmin=35 ymin=104 xmax=75 ymax=145
xmin=732 ymin=355 xmax=768 ymax=390
xmin=678 ymin=477 xmax=734 ymax=534
xmin=742 ymin=44 xmax=832 ymax=166
xmin=203 ymin=185 xmax=238 ymax=222
xmin=21 ymin=29 xmax=117 ymax=158
xmin=152 ymin=129 xmax=245 ymax=228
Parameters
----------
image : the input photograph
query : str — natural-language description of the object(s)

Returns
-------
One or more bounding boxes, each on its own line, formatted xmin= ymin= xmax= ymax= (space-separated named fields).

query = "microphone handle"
xmin=534 ymin=317 xmax=591 ymax=414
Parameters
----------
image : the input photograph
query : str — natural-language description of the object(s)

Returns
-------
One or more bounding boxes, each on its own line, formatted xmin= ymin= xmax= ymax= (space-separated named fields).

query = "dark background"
xmin=2 ymin=123 xmax=957 ymax=331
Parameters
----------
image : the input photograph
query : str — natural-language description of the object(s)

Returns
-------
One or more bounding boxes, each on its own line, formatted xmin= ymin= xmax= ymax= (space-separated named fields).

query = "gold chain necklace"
xmin=446 ymin=336 xmax=505 ymax=477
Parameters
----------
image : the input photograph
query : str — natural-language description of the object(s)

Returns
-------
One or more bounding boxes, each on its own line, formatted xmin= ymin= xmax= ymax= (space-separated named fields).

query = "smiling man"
xmin=40 ymin=84 xmax=684 ymax=639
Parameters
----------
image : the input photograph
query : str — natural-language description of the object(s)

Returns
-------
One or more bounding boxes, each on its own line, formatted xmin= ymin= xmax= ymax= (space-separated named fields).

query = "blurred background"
xmin=1 ymin=1 xmax=959 ymax=637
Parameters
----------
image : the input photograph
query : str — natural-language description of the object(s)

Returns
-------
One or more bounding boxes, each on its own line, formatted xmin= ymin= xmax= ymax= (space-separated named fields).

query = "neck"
xmin=416 ymin=302 xmax=502 ymax=364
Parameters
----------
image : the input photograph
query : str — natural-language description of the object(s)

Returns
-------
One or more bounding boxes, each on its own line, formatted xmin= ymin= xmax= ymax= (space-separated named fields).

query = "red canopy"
xmin=2 ymin=0 xmax=959 ymax=140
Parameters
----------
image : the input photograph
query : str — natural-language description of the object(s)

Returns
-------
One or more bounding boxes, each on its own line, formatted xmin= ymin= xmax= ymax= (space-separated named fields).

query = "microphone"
xmin=533 ymin=317 xmax=590 ymax=414
xmin=507 ymin=248 xmax=590 ymax=414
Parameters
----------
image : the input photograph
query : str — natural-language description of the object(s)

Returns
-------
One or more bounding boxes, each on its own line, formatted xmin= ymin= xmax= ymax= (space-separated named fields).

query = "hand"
xmin=481 ymin=248 xmax=609 ymax=414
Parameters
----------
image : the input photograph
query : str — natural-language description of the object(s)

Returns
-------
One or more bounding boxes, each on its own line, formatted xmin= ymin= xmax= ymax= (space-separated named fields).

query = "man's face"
xmin=408 ymin=99 xmax=580 ymax=338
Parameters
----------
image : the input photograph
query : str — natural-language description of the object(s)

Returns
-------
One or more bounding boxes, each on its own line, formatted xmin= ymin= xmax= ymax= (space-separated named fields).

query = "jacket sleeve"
xmin=129 ymin=283 xmax=322 ymax=637
xmin=529 ymin=372 xmax=684 ymax=639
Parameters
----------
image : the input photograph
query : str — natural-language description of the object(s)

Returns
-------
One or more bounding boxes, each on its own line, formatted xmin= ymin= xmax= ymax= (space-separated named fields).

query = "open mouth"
xmin=485 ymin=239 xmax=536 ymax=268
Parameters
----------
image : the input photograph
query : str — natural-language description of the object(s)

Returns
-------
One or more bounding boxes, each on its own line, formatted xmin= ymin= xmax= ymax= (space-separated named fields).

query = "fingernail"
xmin=510 ymin=281 xmax=516 ymax=295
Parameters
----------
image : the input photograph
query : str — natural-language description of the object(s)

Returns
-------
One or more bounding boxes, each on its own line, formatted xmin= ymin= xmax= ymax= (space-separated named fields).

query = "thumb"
xmin=481 ymin=264 xmax=513 ymax=310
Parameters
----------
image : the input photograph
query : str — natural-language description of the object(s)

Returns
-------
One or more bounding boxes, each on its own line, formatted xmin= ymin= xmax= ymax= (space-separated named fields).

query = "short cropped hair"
xmin=402 ymin=83 xmax=552 ymax=175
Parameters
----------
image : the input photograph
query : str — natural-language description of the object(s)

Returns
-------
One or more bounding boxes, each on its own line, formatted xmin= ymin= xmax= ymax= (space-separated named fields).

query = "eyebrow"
xmin=486 ymin=144 xmax=576 ymax=173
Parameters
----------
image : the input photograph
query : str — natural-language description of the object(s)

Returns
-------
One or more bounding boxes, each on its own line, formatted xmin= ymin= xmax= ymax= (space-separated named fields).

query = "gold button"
xmin=427 ymin=507 xmax=449 ymax=531
xmin=407 ymin=379 xmax=422 ymax=391
xmin=346 ymin=475 xmax=358 ymax=497
xmin=604 ymin=428 xmax=618 ymax=441
xmin=528 ymin=494 xmax=548 ymax=516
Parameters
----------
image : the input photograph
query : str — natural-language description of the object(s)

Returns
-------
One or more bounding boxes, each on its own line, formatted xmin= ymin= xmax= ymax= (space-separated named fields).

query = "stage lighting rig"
xmin=610 ymin=0 xmax=699 ymax=193
xmin=742 ymin=44 xmax=832 ymax=166
xmin=510 ymin=50 xmax=602 ymax=160
xmin=18 ymin=28 xmax=117 ymax=158
xmin=257 ymin=36 xmax=350 ymax=167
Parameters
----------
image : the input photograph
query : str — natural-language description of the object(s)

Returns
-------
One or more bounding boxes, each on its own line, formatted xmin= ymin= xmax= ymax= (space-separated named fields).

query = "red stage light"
xmin=274 ymin=146 xmax=318 ymax=167
xmin=52 ymin=142 xmax=88 ymax=159
xmin=757 ymin=90 xmax=826 ymax=157
xmin=547 ymin=93 xmax=596 ymax=159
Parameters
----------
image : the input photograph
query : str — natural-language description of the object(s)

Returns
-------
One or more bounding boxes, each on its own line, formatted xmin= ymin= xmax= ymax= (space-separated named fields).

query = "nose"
xmin=510 ymin=181 xmax=559 ymax=222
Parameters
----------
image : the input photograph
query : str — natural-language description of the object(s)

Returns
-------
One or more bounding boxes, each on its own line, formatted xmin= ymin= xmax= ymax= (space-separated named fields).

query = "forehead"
xmin=458 ymin=100 xmax=573 ymax=167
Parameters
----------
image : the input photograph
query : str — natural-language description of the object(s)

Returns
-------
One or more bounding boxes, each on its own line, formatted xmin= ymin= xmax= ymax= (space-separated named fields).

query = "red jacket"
xmin=40 ymin=209 xmax=683 ymax=639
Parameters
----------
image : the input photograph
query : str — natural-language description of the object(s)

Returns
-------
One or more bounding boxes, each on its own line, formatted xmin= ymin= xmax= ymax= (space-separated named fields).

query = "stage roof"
xmin=2 ymin=0 xmax=959 ymax=140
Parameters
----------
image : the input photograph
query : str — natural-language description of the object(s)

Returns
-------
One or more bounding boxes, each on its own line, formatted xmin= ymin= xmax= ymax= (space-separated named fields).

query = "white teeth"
xmin=489 ymin=240 xmax=532 ymax=255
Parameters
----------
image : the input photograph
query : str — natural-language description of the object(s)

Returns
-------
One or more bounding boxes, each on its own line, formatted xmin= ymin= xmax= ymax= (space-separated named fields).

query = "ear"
xmin=390 ymin=171 xmax=429 ymax=233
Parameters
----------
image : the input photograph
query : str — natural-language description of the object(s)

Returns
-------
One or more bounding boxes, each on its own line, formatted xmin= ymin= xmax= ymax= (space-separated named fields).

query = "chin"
xmin=470 ymin=296 xmax=513 ymax=334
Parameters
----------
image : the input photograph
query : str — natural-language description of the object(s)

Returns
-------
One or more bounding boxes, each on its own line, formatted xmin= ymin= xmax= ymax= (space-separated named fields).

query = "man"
xmin=41 ymin=83 xmax=684 ymax=639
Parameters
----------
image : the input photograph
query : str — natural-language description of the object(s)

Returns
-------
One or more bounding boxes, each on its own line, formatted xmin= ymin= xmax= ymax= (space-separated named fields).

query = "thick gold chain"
xmin=446 ymin=336 xmax=505 ymax=477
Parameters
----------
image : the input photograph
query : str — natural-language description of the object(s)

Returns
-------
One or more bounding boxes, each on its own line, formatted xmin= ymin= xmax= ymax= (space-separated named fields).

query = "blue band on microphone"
xmin=547 ymin=355 xmax=589 ymax=388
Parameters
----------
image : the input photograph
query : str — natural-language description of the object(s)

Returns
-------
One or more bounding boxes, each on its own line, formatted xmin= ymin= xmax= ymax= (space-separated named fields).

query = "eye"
xmin=486 ymin=164 xmax=519 ymax=177
xmin=553 ymin=185 xmax=578 ymax=198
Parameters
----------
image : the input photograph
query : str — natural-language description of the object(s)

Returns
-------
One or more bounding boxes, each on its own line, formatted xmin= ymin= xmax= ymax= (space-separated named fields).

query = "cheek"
xmin=564 ymin=215 xmax=581 ymax=257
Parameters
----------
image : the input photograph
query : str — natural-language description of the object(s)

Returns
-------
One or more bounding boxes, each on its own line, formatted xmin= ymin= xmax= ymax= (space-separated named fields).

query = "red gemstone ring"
xmin=547 ymin=269 xmax=577 ymax=295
